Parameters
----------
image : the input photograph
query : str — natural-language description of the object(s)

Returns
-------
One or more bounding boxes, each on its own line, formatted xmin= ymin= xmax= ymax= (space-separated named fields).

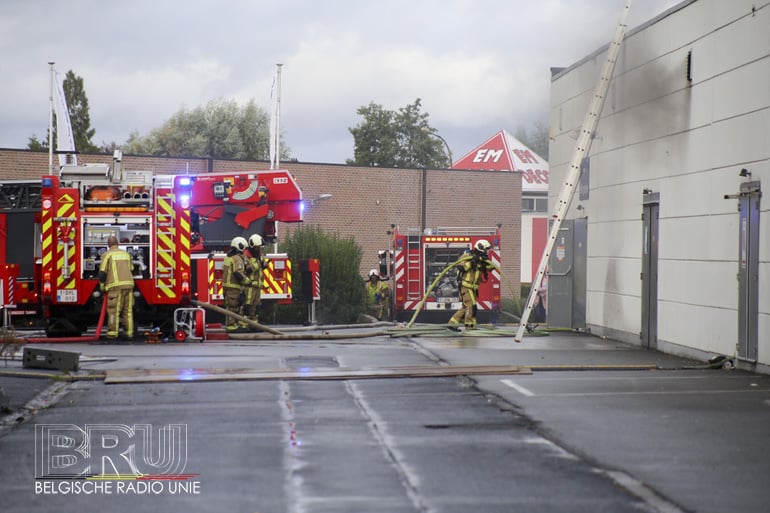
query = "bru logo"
xmin=35 ymin=424 xmax=188 ymax=479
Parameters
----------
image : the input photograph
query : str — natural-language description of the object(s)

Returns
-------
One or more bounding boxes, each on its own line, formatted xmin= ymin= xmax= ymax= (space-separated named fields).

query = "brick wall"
xmin=0 ymin=148 xmax=521 ymax=297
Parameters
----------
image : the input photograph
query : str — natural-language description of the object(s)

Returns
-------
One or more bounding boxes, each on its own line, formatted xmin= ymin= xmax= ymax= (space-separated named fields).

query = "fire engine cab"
xmin=384 ymin=226 xmax=502 ymax=323
xmin=0 ymin=153 xmax=309 ymax=335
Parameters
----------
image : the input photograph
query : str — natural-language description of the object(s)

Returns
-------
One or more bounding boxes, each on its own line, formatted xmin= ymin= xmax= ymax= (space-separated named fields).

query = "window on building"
xmin=522 ymin=198 xmax=548 ymax=212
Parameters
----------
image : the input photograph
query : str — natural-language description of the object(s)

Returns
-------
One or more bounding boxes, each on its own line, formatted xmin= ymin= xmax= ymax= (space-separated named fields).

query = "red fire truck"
xmin=383 ymin=226 xmax=502 ymax=323
xmin=0 ymin=155 xmax=310 ymax=336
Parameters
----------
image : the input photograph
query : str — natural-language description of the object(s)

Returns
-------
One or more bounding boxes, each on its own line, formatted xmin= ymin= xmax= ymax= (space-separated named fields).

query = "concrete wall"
xmin=549 ymin=0 xmax=769 ymax=368
xmin=0 ymin=149 xmax=521 ymax=298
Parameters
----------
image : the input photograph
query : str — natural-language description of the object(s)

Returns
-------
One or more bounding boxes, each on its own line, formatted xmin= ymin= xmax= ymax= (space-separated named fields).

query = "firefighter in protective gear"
xmin=365 ymin=269 xmax=390 ymax=321
xmin=242 ymin=233 xmax=267 ymax=329
xmin=449 ymin=239 xmax=494 ymax=330
xmin=98 ymin=235 xmax=135 ymax=340
xmin=223 ymin=236 xmax=249 ymax=332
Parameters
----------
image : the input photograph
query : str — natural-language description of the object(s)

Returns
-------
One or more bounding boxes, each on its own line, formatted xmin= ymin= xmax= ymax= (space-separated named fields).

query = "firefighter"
xmin=98 ymin=235 xmax=135 ymax=341
xmin=223 ymin=236 xmax=249 ymax=333
xmin=365 ymin=269 xmax=390 ymax=321
xmin=242 ymin=233 xmax=267 ymax=329
xmin=449 ymin=239 xmax=495 ymax=330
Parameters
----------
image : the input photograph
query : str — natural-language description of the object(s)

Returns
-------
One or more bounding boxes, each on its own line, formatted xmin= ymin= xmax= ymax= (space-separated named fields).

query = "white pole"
xmin=272 ymin=63 xmax=283 ymax=252
xmin=273 ymin=63 xmax=283 ymax=170
xmin=48 ymin=61 xmax=55 ymax=175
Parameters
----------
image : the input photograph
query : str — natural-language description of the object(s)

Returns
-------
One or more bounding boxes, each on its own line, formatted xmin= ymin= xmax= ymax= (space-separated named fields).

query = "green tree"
xmin=348 ymin=98 xmax=450 ymax=168
xmin=63 ymin=71 xmax=97 ymax=153
xmin=27 ymin=70 xmax=97 ymax=153
xmin=276 ymin=225 xmax=366 ymax=324
xmin=515 ymin=120 xmax=550 ymax=161
xmin=124 ymin=98 xmax=288 ymax=160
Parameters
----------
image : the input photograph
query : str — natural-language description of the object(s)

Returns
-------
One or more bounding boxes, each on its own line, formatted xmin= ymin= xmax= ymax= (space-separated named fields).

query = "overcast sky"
xmin=1 ymin=0 xmax=682 ymax=165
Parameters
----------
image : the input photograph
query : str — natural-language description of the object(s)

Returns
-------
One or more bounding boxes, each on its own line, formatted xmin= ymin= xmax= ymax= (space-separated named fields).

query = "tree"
xmin=63 ymin=71 xmax=97 ymax=153
xmin=515 ymin=120 xmax=550 ymax=161
xmin=348 ymin=98 xmax=450 ymax=168
xmin=27 ymin=70 xmax=97 ymax=153
xmin=124 ymin=98 xmax=288 ymax=161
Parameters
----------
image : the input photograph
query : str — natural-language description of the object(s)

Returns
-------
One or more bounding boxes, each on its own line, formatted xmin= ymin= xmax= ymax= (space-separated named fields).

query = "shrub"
xmin=275 ymin=225 xmax=366 ymax=324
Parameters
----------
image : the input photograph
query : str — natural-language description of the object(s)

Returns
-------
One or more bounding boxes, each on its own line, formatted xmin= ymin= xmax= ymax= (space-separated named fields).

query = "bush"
xmin=274 ymin=225 xmax=366 ymax=324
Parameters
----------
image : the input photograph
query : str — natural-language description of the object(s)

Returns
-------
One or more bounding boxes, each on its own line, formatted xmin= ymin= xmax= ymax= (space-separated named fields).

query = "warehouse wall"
xmin=549 ymin=0 xmax=769 ymax=368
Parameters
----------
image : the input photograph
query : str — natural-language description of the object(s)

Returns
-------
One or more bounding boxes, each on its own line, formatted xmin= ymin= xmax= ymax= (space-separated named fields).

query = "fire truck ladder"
xmin=406 ymin=228 xmax=423 ymax=301
xmin=155 ymin=191 xmax=176 ymax=289
xmin=515 ymin=0 xmax=633 ymax=342
xmin=0 ymin=181 xmax=42 ymax=212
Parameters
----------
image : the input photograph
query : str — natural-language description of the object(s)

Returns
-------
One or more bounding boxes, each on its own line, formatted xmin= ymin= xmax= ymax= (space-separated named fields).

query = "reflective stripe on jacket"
xmin=99 ymin=248 xmax=134 ymax=290
xmin=223 ymin=253 xmax=246 ymax=290
xmin=245 ymin=253 xmax=263 ymax=289
xmin=366 ymin=281 xmax=389 ymax=304
xmin=458 ymin=258 xmax=494 ymax=291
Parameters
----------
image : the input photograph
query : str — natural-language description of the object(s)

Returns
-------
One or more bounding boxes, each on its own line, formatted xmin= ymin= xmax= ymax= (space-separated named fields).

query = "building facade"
xmin=549 ymin=0 xmax=768 ymax=371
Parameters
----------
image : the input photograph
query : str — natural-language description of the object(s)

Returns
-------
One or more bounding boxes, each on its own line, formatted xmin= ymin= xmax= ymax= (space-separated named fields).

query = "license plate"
xmin=436 ymin=297 xmax=456 ymax=303
xmin=57 ymin=289 xmax=78 ymax=303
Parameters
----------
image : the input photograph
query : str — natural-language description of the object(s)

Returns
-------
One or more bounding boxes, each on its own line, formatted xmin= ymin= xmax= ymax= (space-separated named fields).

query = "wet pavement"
xmin=1 ymin=328 xmax=769 ymax=512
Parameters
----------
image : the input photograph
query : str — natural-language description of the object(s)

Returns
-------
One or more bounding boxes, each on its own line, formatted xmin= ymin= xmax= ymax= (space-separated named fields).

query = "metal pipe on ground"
xmin=191 ymin=300 xmax=284 ymax=335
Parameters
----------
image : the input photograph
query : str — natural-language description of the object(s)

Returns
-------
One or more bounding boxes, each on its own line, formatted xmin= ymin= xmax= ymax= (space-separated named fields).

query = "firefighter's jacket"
xmin=366 ymin=280 xmax=389 ymax=305
xmin=223 ymin=250 xmax=248 ymax=290
xmin=98 ymin=247 xmax=134 ymax=291
xmin=457 ymin=255 xmax=494 ymax=291
xmin=244 ymin=250 xmax=265 ymax=290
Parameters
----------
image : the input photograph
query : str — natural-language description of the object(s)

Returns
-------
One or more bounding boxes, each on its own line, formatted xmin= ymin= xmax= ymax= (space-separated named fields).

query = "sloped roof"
xmin=452 ymin=130 xmax=548 ymax=192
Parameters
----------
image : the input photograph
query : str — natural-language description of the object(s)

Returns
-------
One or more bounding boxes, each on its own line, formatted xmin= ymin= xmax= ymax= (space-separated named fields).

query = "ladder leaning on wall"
xmin=515 ymin=0 xmax=634 ymax=342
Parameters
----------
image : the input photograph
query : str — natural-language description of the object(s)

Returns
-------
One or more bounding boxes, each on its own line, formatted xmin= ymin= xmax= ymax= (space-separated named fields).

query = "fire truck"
xmin=382 ymin=226 xmax=502 ymax=323
xmin=0 ymin=154 xmax=309 ymax=336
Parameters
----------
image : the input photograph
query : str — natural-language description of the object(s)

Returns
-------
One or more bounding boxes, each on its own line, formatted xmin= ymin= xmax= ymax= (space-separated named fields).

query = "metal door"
xmin=738 ymin=182 xmax=761 ymax=362
xmin=547 ymin=219 xmax=587 ymax=329
xmin=641 ymin=192 xmax=659 ymax=349
xmin=572 ymin=218 xmax=587 ymax=329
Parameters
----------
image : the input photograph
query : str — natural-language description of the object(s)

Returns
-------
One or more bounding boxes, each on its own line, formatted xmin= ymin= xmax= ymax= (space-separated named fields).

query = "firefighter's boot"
xmin=448 ymin=318 xmax=462 ymax=332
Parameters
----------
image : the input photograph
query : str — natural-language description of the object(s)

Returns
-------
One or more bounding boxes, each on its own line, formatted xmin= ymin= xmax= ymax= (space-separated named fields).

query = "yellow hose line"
xmin=405 ymin=254 xmax=520 ymax=329
xmin=192 ymin=299 xmax=283 ymax=335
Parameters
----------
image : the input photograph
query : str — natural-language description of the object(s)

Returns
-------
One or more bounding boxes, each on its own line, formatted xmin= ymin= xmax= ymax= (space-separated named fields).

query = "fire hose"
xmin=405 ymin=254 xmax=521 ymax=333
xmin=23 ymin=294 xmax=108 ymax=344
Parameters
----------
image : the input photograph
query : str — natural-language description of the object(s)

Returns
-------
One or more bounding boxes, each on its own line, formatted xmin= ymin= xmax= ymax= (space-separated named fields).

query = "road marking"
xmin=532 ymin=388 xmax=770 ymax=397
xmin=500 ymin=379 xmax=534 ymax=396
xmin=604 ymin=470 xmax=688 ymax=513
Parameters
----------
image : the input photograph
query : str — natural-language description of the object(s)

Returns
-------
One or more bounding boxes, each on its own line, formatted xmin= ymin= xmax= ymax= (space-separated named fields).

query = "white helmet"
xmin=231 ymin=236 xmax=248 ymax=252
xmin=248 ymin=234 xmax=264 ymax=249
xmin=368 ymin=269 xmax=379 ymax=278
xmin=474 ymin=239 xmax=492 ymax=254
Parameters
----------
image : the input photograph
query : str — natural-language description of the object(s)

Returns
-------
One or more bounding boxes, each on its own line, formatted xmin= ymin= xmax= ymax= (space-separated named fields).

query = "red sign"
xmin=452 ymin=130 xmax=549 ymax=192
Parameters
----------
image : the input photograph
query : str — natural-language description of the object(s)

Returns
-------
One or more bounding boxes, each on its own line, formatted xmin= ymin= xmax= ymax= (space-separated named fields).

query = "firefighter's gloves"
xmin=472 ymin=254 xmax=489 ymax=264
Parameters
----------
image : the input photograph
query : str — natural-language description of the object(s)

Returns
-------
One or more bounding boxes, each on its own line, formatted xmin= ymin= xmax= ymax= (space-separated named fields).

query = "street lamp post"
xmin=432 ymin=132 xmax=453 ymax=167
xmin=422 ymin=129 xmax=453 ymax=167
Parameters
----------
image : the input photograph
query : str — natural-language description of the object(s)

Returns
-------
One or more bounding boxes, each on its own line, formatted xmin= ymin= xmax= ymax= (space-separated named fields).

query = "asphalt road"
xmin=1 ymin=329 xmax=769 ymax=513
